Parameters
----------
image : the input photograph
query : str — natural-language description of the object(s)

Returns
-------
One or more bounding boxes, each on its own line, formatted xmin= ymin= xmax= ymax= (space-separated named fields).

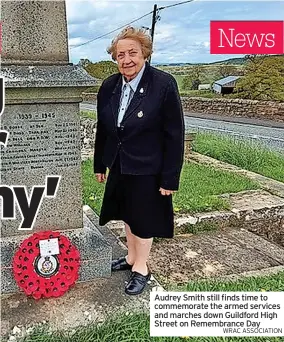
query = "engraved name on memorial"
xmin=1 ymin=103 xmax=83 ymax=237
xmin=1 ymin=110 xmax=80 ymax=172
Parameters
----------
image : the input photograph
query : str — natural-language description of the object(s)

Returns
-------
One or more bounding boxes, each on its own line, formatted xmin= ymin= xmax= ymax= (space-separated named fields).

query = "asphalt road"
xmin=80 ymin=102 xmax=284 ymax=153
xmin=184 ymin=114 xmax=284 ymax=153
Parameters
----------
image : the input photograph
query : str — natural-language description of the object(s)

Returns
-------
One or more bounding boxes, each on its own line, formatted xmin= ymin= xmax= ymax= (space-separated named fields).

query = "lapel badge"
xmin=139 ymin=88 xmax=144 ymax=94
xmin=137 ymin=111 xmax=144 ymax=118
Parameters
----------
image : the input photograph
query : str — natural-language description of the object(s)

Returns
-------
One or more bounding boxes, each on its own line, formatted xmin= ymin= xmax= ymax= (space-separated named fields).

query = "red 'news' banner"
xmin=210 ymin=21 xmax=284 ymax=54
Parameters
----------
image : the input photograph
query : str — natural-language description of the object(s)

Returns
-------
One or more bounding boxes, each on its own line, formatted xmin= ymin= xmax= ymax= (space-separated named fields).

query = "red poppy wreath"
xmin=12 ymin=231 xmax=80 ymax=300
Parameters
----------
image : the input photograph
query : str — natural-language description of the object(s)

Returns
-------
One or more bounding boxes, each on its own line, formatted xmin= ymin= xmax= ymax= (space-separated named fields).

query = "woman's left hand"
xmin=159 ymin=188 xmax=175 ymax=196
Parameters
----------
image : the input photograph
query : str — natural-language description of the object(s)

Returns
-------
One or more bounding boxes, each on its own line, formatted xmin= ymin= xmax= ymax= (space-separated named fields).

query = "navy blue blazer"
xmin=93 ymin=62 xmax=185 ymax=190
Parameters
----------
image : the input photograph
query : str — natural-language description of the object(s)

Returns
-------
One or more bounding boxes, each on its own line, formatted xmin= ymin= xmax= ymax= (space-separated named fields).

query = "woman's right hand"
xmin=96 ymin=174 xmax=107 ymax=183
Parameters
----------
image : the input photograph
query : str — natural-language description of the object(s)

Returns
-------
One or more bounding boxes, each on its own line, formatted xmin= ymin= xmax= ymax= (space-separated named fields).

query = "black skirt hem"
xmin=99 ymin=216 xmax=174 ymax=239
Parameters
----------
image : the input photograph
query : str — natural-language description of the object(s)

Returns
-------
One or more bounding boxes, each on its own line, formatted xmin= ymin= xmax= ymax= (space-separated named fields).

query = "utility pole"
xmin=148 ymin=4 xmax=157 ymax=65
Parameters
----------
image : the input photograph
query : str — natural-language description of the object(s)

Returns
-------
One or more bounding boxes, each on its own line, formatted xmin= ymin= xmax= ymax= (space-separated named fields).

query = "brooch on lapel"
xmin=139 ymin=88 xmax=144 ymax=94
xmin=137 ymin=111 xmax=144 ymax=118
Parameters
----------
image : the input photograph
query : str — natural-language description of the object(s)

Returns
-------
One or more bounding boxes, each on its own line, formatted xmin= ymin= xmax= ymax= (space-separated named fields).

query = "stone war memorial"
xmin=0 ymin=0 xmax=112 ymax=296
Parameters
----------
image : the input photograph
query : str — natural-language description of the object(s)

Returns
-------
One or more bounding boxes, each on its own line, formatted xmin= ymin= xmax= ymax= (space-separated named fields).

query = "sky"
xmin=66 ymin=0 xmax=284 ymax=64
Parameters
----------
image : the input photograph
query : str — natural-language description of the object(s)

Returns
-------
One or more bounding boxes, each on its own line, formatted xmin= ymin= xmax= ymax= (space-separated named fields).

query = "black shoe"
xmin=125 ymin=271 xmax=151 ymax=295
xmin=111 ymin=257 xmax=133 ymax=271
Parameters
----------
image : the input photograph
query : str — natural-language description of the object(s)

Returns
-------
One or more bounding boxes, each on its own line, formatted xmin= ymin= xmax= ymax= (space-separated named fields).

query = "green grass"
xmin=20 ymin=272 xmax=284 ymax=342
xmin=82 ymin=159 xmax=260 ymax=215
xmin=19 ymin=316 xmax=284 ymax=342
xmin=174 ymin=74 xmax=186 ymax=90
xmin=82 ymin=158 xmax=106 ymax=214
xmin=173 ymin=75 xmax=228 ymax=98
xmin=179 ymin=90 xmax=221 ymax=98
xmin=176 ymin=222 xmax=219 ymax=235
xmin=170 ymin=271 xmax=284 ymax=292
xmin=174 ymin=75 xmax=217 ymax=98
xmin=174 ymin=162 xmax=259 ymax=214
xmin=192 ymin=132 xmax=284 ymax=183
xmin=80 ymin=110 xmax=97 ymax=120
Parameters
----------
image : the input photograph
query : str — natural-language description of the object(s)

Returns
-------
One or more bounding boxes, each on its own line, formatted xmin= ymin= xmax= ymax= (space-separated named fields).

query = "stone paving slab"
xmin=1 ymin=270 xmax=158 ymax=340
xmin=225 ymin=189 xmax=284 ymax=210
xmin=149 ymin=228 xmax=284 ymax=285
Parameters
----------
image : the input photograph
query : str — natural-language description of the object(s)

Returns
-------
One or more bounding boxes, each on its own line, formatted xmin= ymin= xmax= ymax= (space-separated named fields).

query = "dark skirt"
xmin=99 ymin=154 xmax=174 ymax=239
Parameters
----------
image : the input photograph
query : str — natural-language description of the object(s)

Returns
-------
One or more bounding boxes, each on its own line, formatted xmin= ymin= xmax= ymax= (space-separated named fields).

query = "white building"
xmin=198 ymin=84 xmax=211 ymax=90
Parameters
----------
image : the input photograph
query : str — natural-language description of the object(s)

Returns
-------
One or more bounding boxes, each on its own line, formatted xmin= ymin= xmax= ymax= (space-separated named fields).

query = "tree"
xmin=182 ymin=65 xmax=203 ymax=90
xmin=84 ymin=61 xmax=118 ymax=80
xmin=218 ymin=65 xmax=238 ymax=78
xmin=192 ymin=79 xmax=201 ymax=90
xmin=78 ymin=59 xmax=92 ymax=68
xmin=235 ymin=55 xmax=284 ymax=101
xmin=181 ymin=76 xmax=193 ymax=90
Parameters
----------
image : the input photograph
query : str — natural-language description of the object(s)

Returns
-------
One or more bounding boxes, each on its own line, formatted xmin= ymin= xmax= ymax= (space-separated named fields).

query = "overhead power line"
xmin=70 ymin=11 xmax=153 ymax=49
xmin=70 ymin=0 xmax=194 ymax=50
xmin=158 ymin=0 xmax=195 ymax=11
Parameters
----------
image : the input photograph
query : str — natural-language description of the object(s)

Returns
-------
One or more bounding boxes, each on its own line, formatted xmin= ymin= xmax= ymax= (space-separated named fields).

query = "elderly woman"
xmin=94 ymin=26 xmax=184 ymax=295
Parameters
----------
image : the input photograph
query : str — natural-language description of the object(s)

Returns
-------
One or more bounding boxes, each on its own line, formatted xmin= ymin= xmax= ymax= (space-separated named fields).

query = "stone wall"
xmin=82 ymin=92 xmax=284 ymax=122
xmin=82 ymin=92 xmax=97 ymax=103
xmin=81 ymin=117 xmax=96 ymax=159
xmin=182 ymin=97 xmax=284 ymax=122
